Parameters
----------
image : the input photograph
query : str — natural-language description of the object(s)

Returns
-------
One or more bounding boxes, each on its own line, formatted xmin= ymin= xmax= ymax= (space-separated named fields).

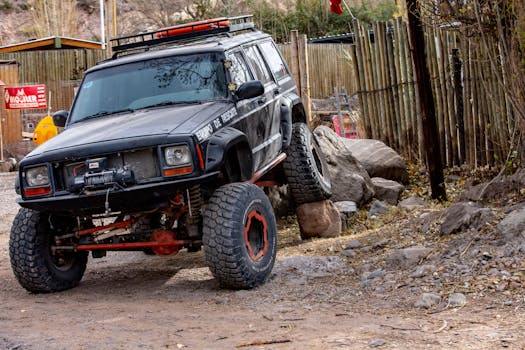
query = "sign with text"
xmin=4 ymin=84 xmax=47 ymax=109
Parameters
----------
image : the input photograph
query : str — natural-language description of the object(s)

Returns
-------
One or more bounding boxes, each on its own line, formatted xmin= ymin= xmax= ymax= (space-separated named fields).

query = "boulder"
xmin=0 ymin=158 xmax=17 ymax=172
xmin=440 ymin=202 xmax=494 ymax=235
xmin=296 ymin=200 xmax=341 ymax=239
xmin=497 ymin=206 xmax=525 ymax=241
xmin=461 ymin=168 xmax=525 ymax=202
xmin=342 ymin=138 xmax=409 ymax=184
xmin=334 ymin=201 xmax=358 ymax=232
xmin=371 ymin=177 xmax=405 ymax=205
xmin=266 ymin=185 xmax=293 ymax=218
xmin=0 ymin=162 xmax=11 ymax=173
xmin=313 ymin=126 xmax=374 ymax=206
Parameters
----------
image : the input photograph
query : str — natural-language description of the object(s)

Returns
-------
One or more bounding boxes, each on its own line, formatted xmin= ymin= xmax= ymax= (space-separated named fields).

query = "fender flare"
xmin=281 ymin=93 xmax=306 ymax=124
xmin=280 ymin=103 xmax=292 ymax=148
xmin=204 ymin=127 xmax=253 ymax=181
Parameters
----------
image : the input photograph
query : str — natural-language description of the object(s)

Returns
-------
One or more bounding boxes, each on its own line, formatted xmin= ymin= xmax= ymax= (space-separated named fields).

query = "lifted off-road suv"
xmin=10 ymin=16 xmax=331 ymax=293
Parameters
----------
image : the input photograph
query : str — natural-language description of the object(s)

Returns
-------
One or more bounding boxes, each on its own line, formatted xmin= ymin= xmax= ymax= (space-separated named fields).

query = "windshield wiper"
xmin=81 ymin=108 xmax=135 ymax=121
xmin=141 ymin=100 xmax=202 ymax=109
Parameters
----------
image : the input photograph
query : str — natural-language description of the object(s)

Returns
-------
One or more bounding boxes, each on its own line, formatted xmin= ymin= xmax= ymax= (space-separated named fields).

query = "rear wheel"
xmin=203 ymin=183 xmax=277 ymax=289
xmin=9 ymin=208 xmax=88 ymax=293
xmin=283 ymin=122 xmax=331 ymax=204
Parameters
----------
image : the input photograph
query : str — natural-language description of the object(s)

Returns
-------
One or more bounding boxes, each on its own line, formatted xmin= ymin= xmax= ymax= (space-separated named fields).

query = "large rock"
xmin=461 ymin=169 xmax=525 ymax=202
xmin=342 ymin=138 xmax=409 ymax=184
xmin=440 ymin=202 xmax=494 ymax=235
xmin=334 ymin=201 xmax=358 ymax=232
xmin=313 ymin=126 xmax=374 ymax=206
xmin=296 ymin=200 xmax=341 ymax=239
xmin=0 ymin=162 xmax=11 ymax=173
xmin=371 ymin=177 xmax=405 ymax=205
xmin=266 ymin=185 xmax=293 ymax=218
xmin=497 ymin=206 xmax=525 ymax=241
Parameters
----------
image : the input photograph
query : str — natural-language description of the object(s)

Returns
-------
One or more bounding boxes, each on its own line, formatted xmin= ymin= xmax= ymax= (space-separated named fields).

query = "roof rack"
xmin=111 ymin=15 xmax=255 ymax=53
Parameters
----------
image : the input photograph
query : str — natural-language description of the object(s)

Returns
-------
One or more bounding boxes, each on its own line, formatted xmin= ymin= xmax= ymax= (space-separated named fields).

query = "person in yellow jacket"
xmin=32 ymin=115 xmax=58 ymax=146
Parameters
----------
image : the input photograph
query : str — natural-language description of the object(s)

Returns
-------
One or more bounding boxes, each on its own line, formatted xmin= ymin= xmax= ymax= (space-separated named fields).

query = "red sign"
xmin=4 ymin=84 xmax=47 ymax=109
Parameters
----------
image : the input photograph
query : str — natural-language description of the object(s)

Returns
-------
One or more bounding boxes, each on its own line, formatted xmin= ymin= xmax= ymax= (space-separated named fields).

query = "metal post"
xmin=99 ymin=0 xmax=106 ymax=49
xmin=0 ymin=106 xmax=3 ymax=161
xmin=0 ymin=81 xmax=5 ymax=161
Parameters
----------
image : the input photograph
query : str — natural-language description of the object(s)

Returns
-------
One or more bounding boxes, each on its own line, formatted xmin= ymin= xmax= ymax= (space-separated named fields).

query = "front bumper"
xmin=17 ymin=172 xmax=219 ymax=215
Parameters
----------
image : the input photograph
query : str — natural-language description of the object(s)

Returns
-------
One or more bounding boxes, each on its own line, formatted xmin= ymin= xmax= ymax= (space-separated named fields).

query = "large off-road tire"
xmin=203 ymin=183 xmax=277 ymax=289
xmin=283 ymin=122 xmax=331 ymax=204
xmin=9 ymin=208 xmax=88 ymax=293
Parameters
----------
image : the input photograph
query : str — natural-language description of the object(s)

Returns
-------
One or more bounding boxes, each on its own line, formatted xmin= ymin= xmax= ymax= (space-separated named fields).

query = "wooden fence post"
xmin=452 ymin=48 xmax=465 ymax=164
xmin=289 ymin=30 xmax=312 ymax=127
xmin=406 ymin=0 xmax=447 ymax=200
xmin=290 ymin=30 xmax=300 ymax=93
xmin=298 ymin=34 xmax=312 ymax=126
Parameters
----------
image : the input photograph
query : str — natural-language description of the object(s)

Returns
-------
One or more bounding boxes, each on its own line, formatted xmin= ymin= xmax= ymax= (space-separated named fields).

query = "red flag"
xmin=330 ymin=0 xmax=343 ymax=15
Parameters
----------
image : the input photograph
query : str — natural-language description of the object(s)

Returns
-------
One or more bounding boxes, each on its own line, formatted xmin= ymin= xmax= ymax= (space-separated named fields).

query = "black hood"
xmin=25 ymin=102 xmax=230 ymax=160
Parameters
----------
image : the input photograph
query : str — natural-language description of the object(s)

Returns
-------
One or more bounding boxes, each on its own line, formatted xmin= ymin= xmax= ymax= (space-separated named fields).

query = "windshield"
xmin=69 ymin=52 xmax=228 ymax=123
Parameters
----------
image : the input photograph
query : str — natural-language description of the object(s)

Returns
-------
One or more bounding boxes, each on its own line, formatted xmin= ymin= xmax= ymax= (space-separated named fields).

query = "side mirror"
xmin=52 ymin=110 xmax=69 ymax=127
xmin=235 ymin=80 xmax=264 ymax=100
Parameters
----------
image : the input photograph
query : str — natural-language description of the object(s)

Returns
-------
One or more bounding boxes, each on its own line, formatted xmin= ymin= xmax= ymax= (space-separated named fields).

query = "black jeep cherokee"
xmin=10 ymin=16 xmax=331 ymax=293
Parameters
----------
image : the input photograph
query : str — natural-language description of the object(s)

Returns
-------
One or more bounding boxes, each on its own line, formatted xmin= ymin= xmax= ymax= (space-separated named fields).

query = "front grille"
xmin=61 ymin=148 xmax=160 ymax=190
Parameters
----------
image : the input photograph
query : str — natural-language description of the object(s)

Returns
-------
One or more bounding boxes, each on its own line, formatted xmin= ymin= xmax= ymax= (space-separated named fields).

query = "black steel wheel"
xmin=9 ymin=208 xmax=88 ymax=293
xmin=203 ymin=183 xmax=277 ymax=289
xmin=283 ymin=122 xmax=332 ymax=204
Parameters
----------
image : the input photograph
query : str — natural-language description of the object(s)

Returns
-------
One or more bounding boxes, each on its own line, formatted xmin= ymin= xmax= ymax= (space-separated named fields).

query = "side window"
xmin=226 ymin=51 xmax=252 ymax=85
xmin=259 ymin=41 xmax=289 ymax=81
xmin=244 ymin=45 xmax=272 ymax=84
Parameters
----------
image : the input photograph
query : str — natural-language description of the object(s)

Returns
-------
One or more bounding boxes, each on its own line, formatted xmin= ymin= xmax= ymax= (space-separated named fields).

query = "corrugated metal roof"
xmin=0 ymin=36 xmax=103 ymax=53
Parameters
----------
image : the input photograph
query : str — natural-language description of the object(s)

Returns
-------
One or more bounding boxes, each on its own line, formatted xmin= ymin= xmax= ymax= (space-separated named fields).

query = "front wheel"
xmin=9 ymin=208 xmax=88 ymax=293
xmin=203 ymin=183 xmax=277 ymax=289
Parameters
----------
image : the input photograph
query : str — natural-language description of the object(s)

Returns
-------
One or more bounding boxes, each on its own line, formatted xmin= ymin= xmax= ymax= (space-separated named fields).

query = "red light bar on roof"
xmin=156 ymin=18 xmax=231 ymax=39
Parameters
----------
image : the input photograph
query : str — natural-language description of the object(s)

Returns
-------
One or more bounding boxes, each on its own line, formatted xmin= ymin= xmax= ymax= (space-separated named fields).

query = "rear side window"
xmin=259 ymin=41 xmax=289 ymax=81
xmin=244 ymin=45 xmax=272 ymax=84
xmin=226 ymin=51 xmax=253 ymax=85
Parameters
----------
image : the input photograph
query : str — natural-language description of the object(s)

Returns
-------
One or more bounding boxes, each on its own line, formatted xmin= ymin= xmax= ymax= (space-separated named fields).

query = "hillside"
xmin=0 ymin=0 xmax=392 ymax=46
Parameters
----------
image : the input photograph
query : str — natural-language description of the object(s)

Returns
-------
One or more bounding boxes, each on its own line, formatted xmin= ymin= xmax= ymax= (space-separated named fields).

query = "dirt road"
xmin=1 ymin=173 xmax=524 ymax=349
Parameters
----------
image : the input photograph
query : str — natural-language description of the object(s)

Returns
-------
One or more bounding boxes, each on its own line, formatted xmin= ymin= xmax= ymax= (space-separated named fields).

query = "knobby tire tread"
xmin=9 ymin=208 xmax=87 ymax=293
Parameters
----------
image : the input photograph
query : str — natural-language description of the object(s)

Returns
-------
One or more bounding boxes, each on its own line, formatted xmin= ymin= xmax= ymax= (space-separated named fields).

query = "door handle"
xmin=274 ymin=88 xmax=281 ymax=96
xmin=257 ymin=97 xmax=266 ymax=105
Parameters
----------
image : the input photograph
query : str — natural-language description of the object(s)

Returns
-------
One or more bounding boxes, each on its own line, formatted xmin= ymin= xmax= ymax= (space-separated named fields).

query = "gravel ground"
xmin=0 ymin=172 xmax=524 ymax=350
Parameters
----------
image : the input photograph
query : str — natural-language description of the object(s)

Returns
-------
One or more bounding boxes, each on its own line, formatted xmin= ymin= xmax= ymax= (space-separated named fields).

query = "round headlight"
xmin=165 ymin=145 xmax=192 ymax=166
xmin=26 ymin=166 xmax=50 ymax=187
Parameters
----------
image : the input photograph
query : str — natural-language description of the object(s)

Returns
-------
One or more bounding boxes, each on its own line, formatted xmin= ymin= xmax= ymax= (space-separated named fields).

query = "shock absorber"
xmin=185 ymin=184 xmax=202 ymax=238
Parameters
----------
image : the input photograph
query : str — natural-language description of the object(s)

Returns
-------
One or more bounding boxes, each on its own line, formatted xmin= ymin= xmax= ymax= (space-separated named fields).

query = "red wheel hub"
xmin=151 ymin=230 xmax=179 ymax=256
xmin=244 ymin=210 xmax=268 ymax=261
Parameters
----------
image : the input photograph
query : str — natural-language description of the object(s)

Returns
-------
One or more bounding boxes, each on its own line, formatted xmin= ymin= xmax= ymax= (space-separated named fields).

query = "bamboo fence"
xmin=0 ymin=30 xmax=518 ymax=169
xmin=351 ymin=18 xmax=518 ymax=168
xmin=279 ymin=43 xmax=358 ymax=99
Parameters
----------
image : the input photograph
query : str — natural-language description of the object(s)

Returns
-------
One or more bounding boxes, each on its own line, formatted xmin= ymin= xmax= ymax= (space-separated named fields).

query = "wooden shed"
xmin=0 ymin=60 xmax=22 ymax=144
xmin=0 ymin=36 xmax=103 ymax=53
xmin=0 ymin=36 xmax=105 ymax=113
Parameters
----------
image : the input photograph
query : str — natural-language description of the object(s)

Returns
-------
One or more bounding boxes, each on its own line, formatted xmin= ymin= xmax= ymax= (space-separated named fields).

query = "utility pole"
xmin=0 ymin=80 xmax=5 ymax=161
xmin=406 ymin=0 xmax=447 ymax=200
